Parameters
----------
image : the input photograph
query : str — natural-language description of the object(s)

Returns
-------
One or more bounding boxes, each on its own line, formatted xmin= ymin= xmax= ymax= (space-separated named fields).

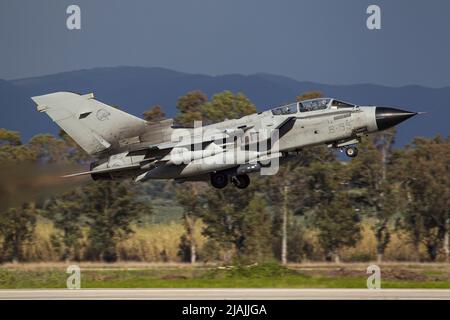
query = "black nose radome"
xmin=376 ymin=107 xmax=417 ymax=131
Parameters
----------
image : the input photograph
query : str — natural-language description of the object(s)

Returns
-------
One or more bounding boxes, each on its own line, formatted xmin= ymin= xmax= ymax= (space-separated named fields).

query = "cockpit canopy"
xmin=330 ymin=99 xmax=355 ymax=109
xmin=300 ymin=98 xmax=331 ymax=112
xmin=271 ymin=98 xmax=355 ymax=115
xmin=271 ymin=103 xmax=298 ymax=115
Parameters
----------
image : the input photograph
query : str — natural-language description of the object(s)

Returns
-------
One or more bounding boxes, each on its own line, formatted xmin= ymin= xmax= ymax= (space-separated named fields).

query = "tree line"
xmin=0 ymin=90 xmax=448 ymax=264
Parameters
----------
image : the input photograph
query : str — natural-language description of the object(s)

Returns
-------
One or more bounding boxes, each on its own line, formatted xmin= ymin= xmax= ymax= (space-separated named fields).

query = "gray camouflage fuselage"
xmin=32 ymin=92 xmax=417 ymax=188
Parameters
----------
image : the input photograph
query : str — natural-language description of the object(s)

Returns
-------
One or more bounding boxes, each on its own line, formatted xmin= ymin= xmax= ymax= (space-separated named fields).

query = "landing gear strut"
xmin=345 ymin=146 xmax=358 ymax=158
xmin=231 ymin=174 xmax=250 ymax=189
xmin=210 ymin=173 xmax=251 ymax=189
xmin=210 ymin=172 xmax=228 ymax=189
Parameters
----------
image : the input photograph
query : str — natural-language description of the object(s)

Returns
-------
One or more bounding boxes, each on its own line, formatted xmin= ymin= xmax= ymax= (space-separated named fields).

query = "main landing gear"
xmin=344 ymin=146 xmax=358 ymax=158
xmin=231 ymin=174 xmax=250 ymax=189
xmin=210 ymin=172 xmax=228 ymax=189
xmin=210 ymin=173 xmax=251 ymax=189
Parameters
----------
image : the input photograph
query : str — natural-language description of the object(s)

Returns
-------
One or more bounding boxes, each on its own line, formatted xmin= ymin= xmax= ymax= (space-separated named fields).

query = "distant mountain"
xmin=0 ymin=66 xmax=448 ymax=146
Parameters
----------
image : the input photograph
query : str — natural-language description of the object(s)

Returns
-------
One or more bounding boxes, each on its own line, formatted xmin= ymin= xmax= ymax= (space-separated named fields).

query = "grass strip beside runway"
xmin=0 ymin=262 xmax=449 ymax=289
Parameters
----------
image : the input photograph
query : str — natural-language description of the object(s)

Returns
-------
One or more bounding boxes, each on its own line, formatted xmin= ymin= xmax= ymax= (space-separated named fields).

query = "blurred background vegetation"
xmin=0 ymin=90 xmax=448 ymax=265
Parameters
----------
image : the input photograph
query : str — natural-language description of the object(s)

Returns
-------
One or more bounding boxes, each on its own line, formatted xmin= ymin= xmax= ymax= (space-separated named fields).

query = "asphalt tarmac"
xmin=0 ymin=288 xmax=449 ymax=300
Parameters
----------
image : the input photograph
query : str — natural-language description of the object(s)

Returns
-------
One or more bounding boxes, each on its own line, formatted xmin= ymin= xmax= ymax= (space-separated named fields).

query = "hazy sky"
xmin=1 ymin=0 xmax=449 ymax=87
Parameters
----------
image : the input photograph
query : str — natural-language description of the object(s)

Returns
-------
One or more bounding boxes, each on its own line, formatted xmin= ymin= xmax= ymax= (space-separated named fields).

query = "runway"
xmin=0 ymin=288 xmax=450 ymax=300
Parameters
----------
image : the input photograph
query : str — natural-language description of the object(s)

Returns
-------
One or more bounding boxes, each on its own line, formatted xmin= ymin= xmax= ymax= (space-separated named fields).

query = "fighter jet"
xmin=31 ymin=92 xmax=418 ymax=189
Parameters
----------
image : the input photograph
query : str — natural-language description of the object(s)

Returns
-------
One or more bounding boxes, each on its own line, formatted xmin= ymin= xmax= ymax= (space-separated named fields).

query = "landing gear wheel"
xmin=210 ymin=172 xmax=228 ymax=189
xmin=345 ymin=146 xmax=358 ymax=158
xmin=232 ymin=174 xmax=250 ymax=189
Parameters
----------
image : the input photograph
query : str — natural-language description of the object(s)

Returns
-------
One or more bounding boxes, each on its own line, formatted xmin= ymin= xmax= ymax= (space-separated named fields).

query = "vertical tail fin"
xmin=31 ymin=92 xmax=146 ymax=155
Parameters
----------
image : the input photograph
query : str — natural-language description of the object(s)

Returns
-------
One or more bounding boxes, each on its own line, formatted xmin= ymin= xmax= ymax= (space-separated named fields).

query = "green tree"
xmin=28 ymin=134 xmax=70 ymax=164
xmin=175 ymin=90 xmax=208 ymax=126
xmin=200 ymin=187 xmax=256 ymax=262
xmin=143 ymin=105 xmax=166 ymax=122
xmin=43 ymin=189 xmax=86 ymax=261
xmin=0 ymin=203 xmax=37 ymax=262
xmin=314 ymin=192 xmax=361 ymax=262
xmin=83 ymin=181 xmax=150 ymax=262
xmin=0 ymin=129 xmax=37 ymax=211
xmin=201 ymin=91 xmax=256 ymax=124
xmin=394 ymin=136 xmax=450 ymax=261
xmin=262 ymin=160 xmax=300 ymax=264
xmin=175 ymin=90 xmax=256 ymax=126
xmin=262 ymin=145 xmax=335 ymax=263
xmin=348 ymin=129 xmax=398 ymax=262
xmin=286 ymin=219 xmax=314 ymax=262
xmin=307 ymin=161 xmax=361 ymax=262
xmin=0 ymin=128 xmax=21 ymax=146
xmin=0 ymin=129 xmax=35 ymax=165
xmin=240 ymin=195 xmax=273 ymax=263
xmin=175 ymin=183 xmax=206 ymax=263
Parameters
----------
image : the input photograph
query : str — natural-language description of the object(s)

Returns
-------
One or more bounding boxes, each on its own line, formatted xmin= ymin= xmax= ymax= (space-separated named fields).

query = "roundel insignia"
xmin=96 ymin=109 xmax=111 ymax=121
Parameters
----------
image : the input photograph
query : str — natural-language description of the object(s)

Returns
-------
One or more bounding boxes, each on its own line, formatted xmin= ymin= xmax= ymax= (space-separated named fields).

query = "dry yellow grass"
xmin=9 ymin=218 xmax=442 ymax=263
xmin=17 ymin=219 xmax=206 ymax=262
xmin=340 ymin=221 xmax=434 ymax=262
xmin=340 ymin=222 xmax=377 ymax=261
xmin=23 ymin=220 xmax=58 ymax=261
xmin=118 ymin=220 xmax=206 ymax=261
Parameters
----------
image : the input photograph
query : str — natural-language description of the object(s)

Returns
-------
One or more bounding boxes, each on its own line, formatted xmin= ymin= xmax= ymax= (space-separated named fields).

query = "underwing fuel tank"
xmin=165 ymin=143 xmax=223 ymax=165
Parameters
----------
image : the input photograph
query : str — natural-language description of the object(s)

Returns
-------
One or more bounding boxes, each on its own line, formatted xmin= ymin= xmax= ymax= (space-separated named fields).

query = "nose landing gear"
xmin=344 ymin=146 xmax=358 ymax=158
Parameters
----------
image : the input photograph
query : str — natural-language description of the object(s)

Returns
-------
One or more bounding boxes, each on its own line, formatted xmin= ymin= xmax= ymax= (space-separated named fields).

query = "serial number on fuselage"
xmin=328 ymin=118 xmax=353 ymax=134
